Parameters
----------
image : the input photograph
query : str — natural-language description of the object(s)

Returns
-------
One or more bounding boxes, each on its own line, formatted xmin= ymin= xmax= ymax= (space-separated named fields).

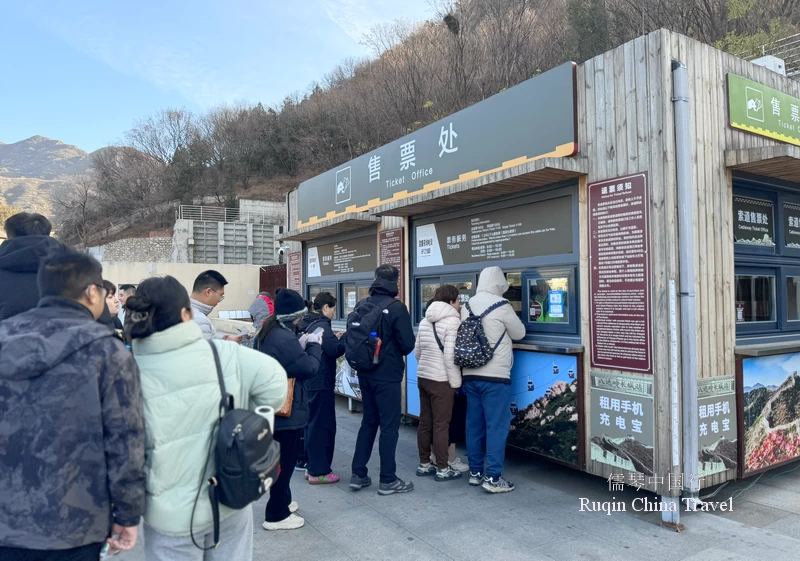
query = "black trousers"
xmin=450 ymin=393 xmax=468 ymax=444
xmin=265 ymin=428 xmax=302 ymax=522
xmin=0 ymin=543 xmax=103 ymax=561
xmin=351 ymin=378 xmax=401 ymax=484
xmin=306 ymin=389 xmax=337 ymax=477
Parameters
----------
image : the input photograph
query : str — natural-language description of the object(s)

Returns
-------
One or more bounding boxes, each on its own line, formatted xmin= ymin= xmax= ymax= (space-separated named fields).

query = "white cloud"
xmin=320 ymin=0 xmax=433 ymax=45
xmin=23 ymin=0 xmax=435 ymax=110
xmin=45 ymin=13 xmax=241 ymax=108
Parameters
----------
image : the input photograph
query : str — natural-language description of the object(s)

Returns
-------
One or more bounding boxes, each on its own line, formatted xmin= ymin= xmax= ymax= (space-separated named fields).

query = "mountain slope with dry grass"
xmin=0 ymin=136 xmax=95 ymax=216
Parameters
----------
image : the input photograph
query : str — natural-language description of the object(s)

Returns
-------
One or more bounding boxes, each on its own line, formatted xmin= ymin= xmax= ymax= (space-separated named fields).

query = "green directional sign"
xmin=728 ymin=73 xmax=800 ymax=147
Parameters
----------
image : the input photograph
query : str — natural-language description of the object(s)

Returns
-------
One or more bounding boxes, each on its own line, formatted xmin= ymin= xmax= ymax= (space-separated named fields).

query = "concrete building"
xmin=172 ymin=199 xmax=288 ymax=266
xmin=90 ymin=199 xmax=290 ymax=266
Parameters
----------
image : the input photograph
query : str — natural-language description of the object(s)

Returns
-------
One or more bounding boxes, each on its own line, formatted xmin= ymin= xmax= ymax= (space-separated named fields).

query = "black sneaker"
xmin=468 ymin=471 xmax=484 ymax=486
xmin=294 ymin=460 xmax=308 ymax=472
xmin=416 ymin=463 xmax=436 ymax=477
xmin=435 ymin=467 xmax=463 ymax=482
xmin=349 ymin=474 xmax=372 ymax=490
xmin=482 ymin=476 xmax=515 ymax=493
xmin=378 ymin=478 xmax=415 ymax=495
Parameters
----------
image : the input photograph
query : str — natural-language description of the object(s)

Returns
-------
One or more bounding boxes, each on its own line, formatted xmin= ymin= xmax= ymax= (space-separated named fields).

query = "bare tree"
xmin=125 ymin=109 xmax=198 ymax=165
xmin=53 ymin=174 xmax=101 ymax=246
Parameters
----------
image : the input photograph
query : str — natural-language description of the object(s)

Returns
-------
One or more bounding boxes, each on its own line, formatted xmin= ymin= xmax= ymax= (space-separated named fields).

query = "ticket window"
xmin=735 ymin=272 xmax=777 ymax=328
xmin=417 ymin=274 xmax=478 ymax=322
xmin=342 ymin=283 xmax=372 ymax=317
xmin=522 ymin=267 xmax=578 ymax=334
xmin=308 ymin=284 xmax=335 ymax=309
xmin=504 ymin=272 xmax=523 ymax=319
xmin=418 ymin=279 xmax=441 ymax=321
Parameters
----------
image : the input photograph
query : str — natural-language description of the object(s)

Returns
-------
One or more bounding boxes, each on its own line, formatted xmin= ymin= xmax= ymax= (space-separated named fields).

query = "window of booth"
xmin=307 ymin=284 xmax=335 ymax=303
xmin=522 ymin=266 xmax=578 ymax=333
xmin=734 ymin=177 xmax=800 ymax=338
xmin=341 ymin=283 xmax=372 ymax=317
xmin=304 ymin=230 xmax=377 ymax=321
xmin=418 ymin=274 xmax=478 ymax=320
xmin=411 ymin=184 xmax=580 ymax=343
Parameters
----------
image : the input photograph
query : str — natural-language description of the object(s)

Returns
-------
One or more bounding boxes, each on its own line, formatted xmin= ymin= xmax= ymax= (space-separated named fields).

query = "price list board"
xmin=379 ymin=228 xmax=405 ymax=302
xmin=589 ymin=173 xmax=652 ymax=374
xmin=287 ymin=251 xmax=302 ymax=291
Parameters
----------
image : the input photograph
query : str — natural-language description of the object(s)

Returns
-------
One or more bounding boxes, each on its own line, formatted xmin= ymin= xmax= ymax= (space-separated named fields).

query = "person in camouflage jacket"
xmin=0 ymin=249 xmax=145 ymax=559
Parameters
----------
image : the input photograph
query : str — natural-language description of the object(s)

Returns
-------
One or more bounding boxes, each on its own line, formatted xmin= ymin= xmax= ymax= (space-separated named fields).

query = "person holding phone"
xmin=299 ymin=292 xmax=345 ymax=484
xmin=255 ymin=289 xmax=322 ymax=531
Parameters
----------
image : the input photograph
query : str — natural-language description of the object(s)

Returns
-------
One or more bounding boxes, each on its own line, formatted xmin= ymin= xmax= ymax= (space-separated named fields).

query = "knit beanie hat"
xmin=274 ymin=289 xmax=306 ymax=321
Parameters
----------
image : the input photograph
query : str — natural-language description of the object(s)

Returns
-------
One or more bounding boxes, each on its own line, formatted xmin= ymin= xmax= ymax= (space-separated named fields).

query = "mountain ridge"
xmin=0 ymin=135 xmax=100 ymax=216
xmin=0 ymin=135 xmax=93 ymax=180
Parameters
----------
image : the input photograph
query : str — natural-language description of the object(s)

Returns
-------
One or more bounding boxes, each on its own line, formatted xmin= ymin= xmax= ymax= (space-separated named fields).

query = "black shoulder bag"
xmin=190 ymin=341 xmax=281 ymax=549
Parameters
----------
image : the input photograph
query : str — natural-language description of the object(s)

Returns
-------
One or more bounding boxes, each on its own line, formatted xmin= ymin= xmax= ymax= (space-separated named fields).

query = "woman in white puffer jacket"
xmin=414 ymin=285 xmax=463 ymax=482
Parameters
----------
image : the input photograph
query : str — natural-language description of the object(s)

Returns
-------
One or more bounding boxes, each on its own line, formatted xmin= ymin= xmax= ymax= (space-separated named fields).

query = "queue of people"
xmin=0 ymin=211 xmax=528 ymax=560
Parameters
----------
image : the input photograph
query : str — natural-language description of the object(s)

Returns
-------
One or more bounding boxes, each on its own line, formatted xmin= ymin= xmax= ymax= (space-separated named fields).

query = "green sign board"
xmin=296 ymin=63 xmax=577 ymax=229
xmin=728 ymin=73 xmax=800 ymax=147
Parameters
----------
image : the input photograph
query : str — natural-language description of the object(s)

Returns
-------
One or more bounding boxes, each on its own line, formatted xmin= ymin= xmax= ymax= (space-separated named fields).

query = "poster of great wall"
xmin=743 ymin=354 xmax=800 ymax=474
xmin=589 ymin=373 xmax=655 ymax=476
xmin=334 ymin=356 xmax=361 ymax=401
xmin=506 ymin=352 xmax=580 ymax=466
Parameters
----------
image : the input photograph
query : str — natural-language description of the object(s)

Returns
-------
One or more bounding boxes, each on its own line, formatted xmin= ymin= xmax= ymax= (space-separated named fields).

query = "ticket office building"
xmin=285 ymin=29 xmax=800 ymax=495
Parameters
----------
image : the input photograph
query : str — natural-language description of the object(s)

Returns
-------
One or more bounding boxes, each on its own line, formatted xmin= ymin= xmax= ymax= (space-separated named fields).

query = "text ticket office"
xmin=305 ymin=229 xmax=378 ymax=402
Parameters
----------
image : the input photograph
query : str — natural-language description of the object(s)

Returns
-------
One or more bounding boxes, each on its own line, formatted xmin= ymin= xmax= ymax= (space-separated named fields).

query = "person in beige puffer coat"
xmin=461 ymin=266 xmax=526 ymax=493
xmin=414 ymin=285 xmax=463 ymax=481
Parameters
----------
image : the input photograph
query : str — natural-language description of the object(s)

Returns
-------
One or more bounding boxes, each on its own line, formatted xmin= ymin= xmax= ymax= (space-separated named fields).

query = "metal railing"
xmin=739 ymin=32 xmax=800 ymax=78
xmin=177 ymin=205 xmax=282 ymax=224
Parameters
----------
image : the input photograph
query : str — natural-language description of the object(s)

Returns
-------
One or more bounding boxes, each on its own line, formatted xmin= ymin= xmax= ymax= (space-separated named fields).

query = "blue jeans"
xmin=464 ymin=380 xmax=512 ymax=479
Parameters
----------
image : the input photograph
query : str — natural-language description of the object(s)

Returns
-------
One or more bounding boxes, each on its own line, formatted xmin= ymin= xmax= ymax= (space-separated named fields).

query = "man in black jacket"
xmin=0 ymin=248 xmax=145 ymax=560
xmin=350 ymin=265 xmax=416 ymax=495
xmin=0 ymin=212 xmax=63 ymax=321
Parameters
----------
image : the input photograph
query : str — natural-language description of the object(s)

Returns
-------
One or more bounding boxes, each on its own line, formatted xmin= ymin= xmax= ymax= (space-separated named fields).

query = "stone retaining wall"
xmin=101 ymin=237 xmax=173 ymax=263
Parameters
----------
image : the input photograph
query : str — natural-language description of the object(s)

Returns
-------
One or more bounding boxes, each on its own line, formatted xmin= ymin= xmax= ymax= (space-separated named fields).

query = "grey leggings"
xmin=143 ymin=506 xmax=253 ymax=561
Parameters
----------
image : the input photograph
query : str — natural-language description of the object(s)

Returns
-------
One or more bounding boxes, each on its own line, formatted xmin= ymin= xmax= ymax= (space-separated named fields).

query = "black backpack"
xmin=192 ymin=341 xmax=281 ymax=549
xmin=453 ymin=300 xmax=510 ymax=369
xmin=345 ymin=296 xmax=397 ymax=372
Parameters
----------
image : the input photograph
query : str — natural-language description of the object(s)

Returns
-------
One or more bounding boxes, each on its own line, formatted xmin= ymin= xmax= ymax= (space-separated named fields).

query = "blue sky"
xmin=743 ymin=353 xmax=800 ymax=388
xmin=0 ymin=0 xmax=434 ymax=152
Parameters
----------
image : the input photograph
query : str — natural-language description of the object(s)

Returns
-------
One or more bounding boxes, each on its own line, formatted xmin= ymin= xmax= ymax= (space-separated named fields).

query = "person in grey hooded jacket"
xmin=461 ymin=266 xmax=525 ymax=494
xmin=248 ymin=291 xmax=274 ymax=330
xmin=0 ymin=248 xmax=145 ymax=560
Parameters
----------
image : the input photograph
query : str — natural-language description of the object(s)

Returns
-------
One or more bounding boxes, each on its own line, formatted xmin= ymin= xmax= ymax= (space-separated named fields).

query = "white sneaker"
xmin=448 ymin=457 xmax=469 ymax=472
xmin=289 ymin=501 xmax=299 ymax=513
xmin=262 ymin=513 xmax=305 ymax=531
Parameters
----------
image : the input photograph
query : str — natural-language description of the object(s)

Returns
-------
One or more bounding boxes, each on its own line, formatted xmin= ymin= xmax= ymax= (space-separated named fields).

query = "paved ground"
xmin=124 ymin=397 xmax=800 ymax=560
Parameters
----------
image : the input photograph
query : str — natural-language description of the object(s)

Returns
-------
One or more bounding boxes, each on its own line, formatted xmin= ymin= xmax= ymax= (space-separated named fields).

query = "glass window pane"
xmin=787 ymin=276 xmax=800 ymax=322
xmin=735 ymin=275 xmax=776 ymax=323
xmin=420 ymin=280 xmax=440 ymax=319
xmin=308 ymin=285 xmax=321 ymax=300
xmin=454 ymin=280 xmax=474 ymax=304
xmin=528 ymin=276 xmax=570 ymax=323
xmin=358 ymin=286 xmax=371 ymax=302
xmin=504 ymin=272 xmax=522 ymax=319
xmin=342 ymin=285 xmax=357 ymax=317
